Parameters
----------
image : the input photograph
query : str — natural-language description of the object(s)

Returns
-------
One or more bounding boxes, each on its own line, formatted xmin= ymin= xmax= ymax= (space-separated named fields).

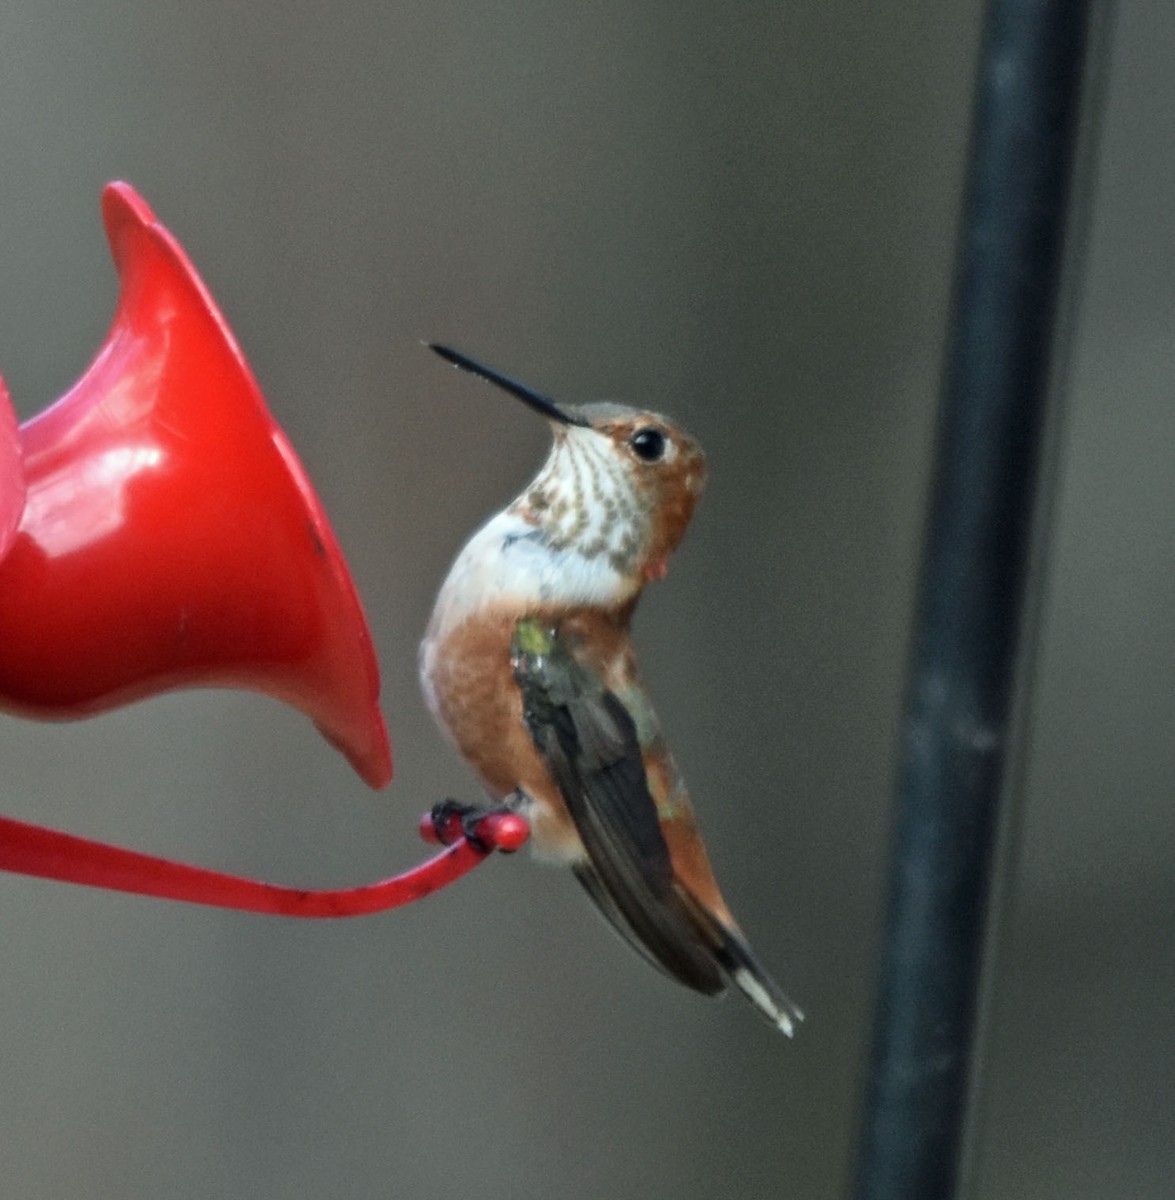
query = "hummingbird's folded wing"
xmin=511 ymin=621 xmax=725 ymax=996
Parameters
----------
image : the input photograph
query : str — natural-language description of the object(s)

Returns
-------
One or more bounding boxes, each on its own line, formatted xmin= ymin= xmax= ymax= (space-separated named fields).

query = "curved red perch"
xmin=0 ymin=183 xmax=390 ymax=788
xmin=0 ymin=810 xmax=528 ymax=916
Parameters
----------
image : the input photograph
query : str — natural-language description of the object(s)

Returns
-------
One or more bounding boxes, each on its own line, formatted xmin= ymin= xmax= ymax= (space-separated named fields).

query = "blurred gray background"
xmin=0 ymin=2 xmax=1170 ymax=1198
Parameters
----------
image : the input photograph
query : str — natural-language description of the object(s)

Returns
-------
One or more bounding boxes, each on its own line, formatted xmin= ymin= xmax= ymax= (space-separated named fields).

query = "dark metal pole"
xmin=851 ymin=3 xmax=1099 ymax=1198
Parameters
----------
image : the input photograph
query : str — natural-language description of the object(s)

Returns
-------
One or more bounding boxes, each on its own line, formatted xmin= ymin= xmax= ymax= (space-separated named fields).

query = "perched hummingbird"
xmin=421 ymin=345 xmax=802 ymax=1035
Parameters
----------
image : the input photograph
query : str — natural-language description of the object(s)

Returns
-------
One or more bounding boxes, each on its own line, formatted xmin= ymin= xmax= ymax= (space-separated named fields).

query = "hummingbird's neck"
xmin=507 ymin=427 xmax=651 ymax=578
xmin=428 ymin=503 xmax=646 ymax=640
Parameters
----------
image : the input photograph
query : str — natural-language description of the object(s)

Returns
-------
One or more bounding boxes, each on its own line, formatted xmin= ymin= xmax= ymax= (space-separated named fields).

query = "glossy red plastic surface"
xmin=0 ymin=183 xmax=390 ymax=787
xmin=0 ymin=376 xmax=24 ymax=563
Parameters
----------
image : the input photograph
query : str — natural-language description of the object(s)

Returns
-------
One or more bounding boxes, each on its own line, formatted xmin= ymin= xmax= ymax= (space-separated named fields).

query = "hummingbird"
xmin=420 ymin=344 xmax=802 ymax=1035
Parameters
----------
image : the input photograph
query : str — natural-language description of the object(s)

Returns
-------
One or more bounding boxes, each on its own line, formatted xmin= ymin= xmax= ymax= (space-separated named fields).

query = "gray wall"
xmin=0 ymin=3 xmax=1169 ymax=1197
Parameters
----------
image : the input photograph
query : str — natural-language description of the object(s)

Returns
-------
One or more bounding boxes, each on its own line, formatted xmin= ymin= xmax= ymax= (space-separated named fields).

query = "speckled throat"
xmin=509 ymin=424 xmax=649 ymax=577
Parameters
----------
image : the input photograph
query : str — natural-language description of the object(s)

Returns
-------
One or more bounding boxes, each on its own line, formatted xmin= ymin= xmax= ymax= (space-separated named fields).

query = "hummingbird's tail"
xmin=671 ymin=887 xmax=802 ymax=1036
xmin=710 ymin=921 xmax=804 ymax=1037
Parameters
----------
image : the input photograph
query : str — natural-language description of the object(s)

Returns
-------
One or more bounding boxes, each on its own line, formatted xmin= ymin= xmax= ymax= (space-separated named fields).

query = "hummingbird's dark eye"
xmin=630 ymin=427 xmax=666 ymax=462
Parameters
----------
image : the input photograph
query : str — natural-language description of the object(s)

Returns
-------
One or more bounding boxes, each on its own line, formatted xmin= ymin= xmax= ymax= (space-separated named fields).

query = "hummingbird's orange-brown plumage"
xmin=421 ymin=345 xmax=801 ymax=1034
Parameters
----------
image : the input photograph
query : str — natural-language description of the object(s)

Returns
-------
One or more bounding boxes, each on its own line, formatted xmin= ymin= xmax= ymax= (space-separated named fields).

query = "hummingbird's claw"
xmin=428 ymin=799 xmax=482 ymax=846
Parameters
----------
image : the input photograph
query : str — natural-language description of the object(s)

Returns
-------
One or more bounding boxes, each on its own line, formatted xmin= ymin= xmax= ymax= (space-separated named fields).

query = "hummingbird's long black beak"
xmin=429 ymin=344 xmax=588 ymax=427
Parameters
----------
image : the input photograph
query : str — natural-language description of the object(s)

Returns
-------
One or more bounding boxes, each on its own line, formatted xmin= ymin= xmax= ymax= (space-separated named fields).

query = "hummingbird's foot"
xmin=504 ymin=787 xmax=531 ymax=815
xmin=428 ymin=799 xmax=483 ymax=846
xmin=427 ymin=800 xmax=529 ymax=854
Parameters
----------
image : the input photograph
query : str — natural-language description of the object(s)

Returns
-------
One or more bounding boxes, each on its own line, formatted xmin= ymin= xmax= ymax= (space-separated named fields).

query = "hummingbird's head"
xmin=431 ymin=345 xmax=707 ymax=587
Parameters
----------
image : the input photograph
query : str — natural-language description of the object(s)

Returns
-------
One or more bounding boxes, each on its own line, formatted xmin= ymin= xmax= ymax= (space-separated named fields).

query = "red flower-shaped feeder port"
xmin=0 ymin=183 xmax=389 ymax=786
xmin=0 ymin=183 xmax=525 ymax=914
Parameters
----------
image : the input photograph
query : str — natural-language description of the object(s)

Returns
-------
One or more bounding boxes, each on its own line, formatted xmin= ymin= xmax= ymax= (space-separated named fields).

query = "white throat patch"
xmin=513 ymin=427 xmax=646 ymax=575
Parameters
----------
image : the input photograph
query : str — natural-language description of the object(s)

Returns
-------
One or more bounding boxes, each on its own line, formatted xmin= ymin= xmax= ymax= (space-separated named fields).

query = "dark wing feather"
xmin=511 ymin=622 xmax=724 ymax=995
